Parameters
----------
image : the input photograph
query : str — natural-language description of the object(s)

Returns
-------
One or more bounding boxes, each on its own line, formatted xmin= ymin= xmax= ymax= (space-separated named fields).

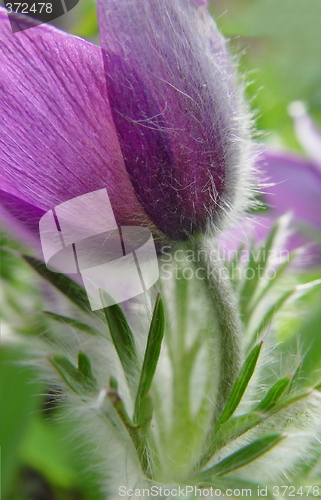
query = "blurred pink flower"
xmin=220 ymin=104 xmax=321 ymax=264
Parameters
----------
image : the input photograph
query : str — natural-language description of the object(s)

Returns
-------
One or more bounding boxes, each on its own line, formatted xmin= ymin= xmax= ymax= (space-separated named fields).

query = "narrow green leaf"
xmin=194 ymin=344 xmax=262 ymax=472
xmin=215 ymin=342 xmax=262 ymax=428
xmin=239 ymin=218 xmax=282 ymax=309
xmin=198 ymin=433 xmax=284 ymax=479
xmin=315 ymin=382 xmax=321 ymax=391
xmin=197 ymin=412 xmax=262 ymax=470
xmin=228 ymin=242 xmax=245 ymax=284
xmin=212 ymin=412 xmax=262 ymax=453
xmin=198 ymin=387 xmax=313 ymax=474
xmin=255 ymin=376 xmax=291 ymax=412
xmin=245 ymin=250 xmax=297 ymax=325
xmin=77 ymin=352 xmax=97 ymax=385
xmin=43 ymin=311 xmax=103 ymax=337
xmin=268 ymin=389 xmax=313 ymax=415
xmin=134 ymin=294 xmax=164 ymax=425
xmin=287 ymin=363 xmax=302 ymax=394
xmin=297 ymin=304 xmax=321 ymax=387
xmin=101 ymin=294 xmax=138 ymax=388
xmin=49 ymin=356 xmax=81 ymax=394
xmin=197 ymin=387 xmax=313 ymax=473
xmin=239 ymin=239 xmax=259 ymax=316
xmin=23 ymin=256 xmax=92 ymax=313
xmin=253 ymin=216 xmax=291 ymax=280
xmin=257 ymin=219 xmax=282 ymax=272
xmin=241 ymin=217 xmax=295 ymax=325
xmin=248 ymin=290 xmax=293 ymax=350
xmin=49 ymin=352 xmax=98 ymax=395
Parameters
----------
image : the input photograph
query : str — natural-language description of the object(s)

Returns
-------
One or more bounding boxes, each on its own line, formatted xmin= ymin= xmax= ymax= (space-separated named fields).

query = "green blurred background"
xmin=1 ymin=0 xmax=321 ymax=498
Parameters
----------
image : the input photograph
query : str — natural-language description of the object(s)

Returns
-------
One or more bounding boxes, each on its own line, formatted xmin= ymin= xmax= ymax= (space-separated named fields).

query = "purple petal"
xmin=219 ymin=149 xmax=321 ymax=267
xmin=0 ymin=190 xmax=44 ymax=251
xmin=258 ymin=150 xmax=321 ymax=231
xmin=194 ymin=0 xmax=208 ymax=6
xmin=97 ymin=0 xmax=253 ymax=240
xmin=0 ymin=8 xmax=151 ymax=239
xmin=255 ymin=150 xmax=321 ymax=264
xmin=0 ymin=189 xmax=45 ymax=234
xmin=288 ymin=101 xmax=321 ymax=170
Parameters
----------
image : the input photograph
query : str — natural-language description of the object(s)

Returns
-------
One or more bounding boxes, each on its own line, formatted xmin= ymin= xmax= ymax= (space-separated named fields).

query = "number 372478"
xmin=5 ymin=3 xmax=53 ymax=14
xmin=273 ymin=486 xmax=320 ymax=497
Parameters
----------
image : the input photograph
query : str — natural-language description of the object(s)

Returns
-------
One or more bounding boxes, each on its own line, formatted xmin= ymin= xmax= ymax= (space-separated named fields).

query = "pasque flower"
xmin=0 ymin=0 xmax=253 ymax=242
xmin=4 ymin=6 xmax=321 ymax=496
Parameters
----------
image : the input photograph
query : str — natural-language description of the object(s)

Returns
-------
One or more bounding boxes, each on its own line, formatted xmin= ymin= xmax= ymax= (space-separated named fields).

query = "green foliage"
xmin=49 ymin=352 xmax=98 ymax=395
xmin=23 ymin=255 xmax=91 ymax=314
xmin=203 ymin=412 xmax=263 ymax=459
xmin=227 ymin=218 xmax=321 ymax=355
xmin=101 ymin=292 xmax=139 ymax=392
xmin=43 ymin=311 xmax=103 ymax=337
xmin=254 ymin=376 xmax=290 ymax=412
xmin=134 ymin=294 xmax=165 ymax=426
xmin=4 ymin=206 xmax=321 ymax=494
xmin=196 ymin=433 xmax=284 ymax=480
xmin=19 ymin=416 xmax=104 ymax=499
xmin=0 ymin=346 xmax=42 ymax=499
xmin=15 ymin=220 xmax=321 ymax=489
xmin=239 ymin=218 xmax=295 ymax=324
xmin=216 ymin=342 xmax=262 ymax=427
xmin=213 ymin=0 xmax=321 ymax=148
xmin=293 ymin=304 xmax=321 ymax=387
xmin=105 ymin=295 xmax=165 ymax=476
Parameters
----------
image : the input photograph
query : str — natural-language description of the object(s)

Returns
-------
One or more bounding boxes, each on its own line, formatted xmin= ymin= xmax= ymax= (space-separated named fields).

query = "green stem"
xmin=187 ymin=235 xmax=243 ymax=423
xmin=108 ymin=391 xmax=153 ymax=479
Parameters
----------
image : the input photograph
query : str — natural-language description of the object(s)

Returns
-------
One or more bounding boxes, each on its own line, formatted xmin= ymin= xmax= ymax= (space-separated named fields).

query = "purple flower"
xmin=259 ymin=104 xmax=321 ymax=250
xmin=0 ymin=0 xmax=253 ymax=243
xmin=219 ymin=106 xmax=321 ymax=264
xmin=259 ymin=153 xmax=321 ymax=235
xmin=0 ymin=9 xmax=151 ymax=236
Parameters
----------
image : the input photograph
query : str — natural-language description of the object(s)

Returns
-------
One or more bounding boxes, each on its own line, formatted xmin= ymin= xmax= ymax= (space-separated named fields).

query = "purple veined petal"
xmin=97 ymin=0 xmax=253 ymax=241
xmin=288 ymin=101 xmax=321 ymax=170
xmin=0 ymin=8 xmax=152 ymax=240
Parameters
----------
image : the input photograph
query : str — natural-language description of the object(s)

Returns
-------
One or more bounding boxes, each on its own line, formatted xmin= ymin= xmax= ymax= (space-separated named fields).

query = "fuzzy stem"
xmin=187 ymin=235 xmax=243 ymax=423
xmin=108 ymin=391 xmax=153 ymax=479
